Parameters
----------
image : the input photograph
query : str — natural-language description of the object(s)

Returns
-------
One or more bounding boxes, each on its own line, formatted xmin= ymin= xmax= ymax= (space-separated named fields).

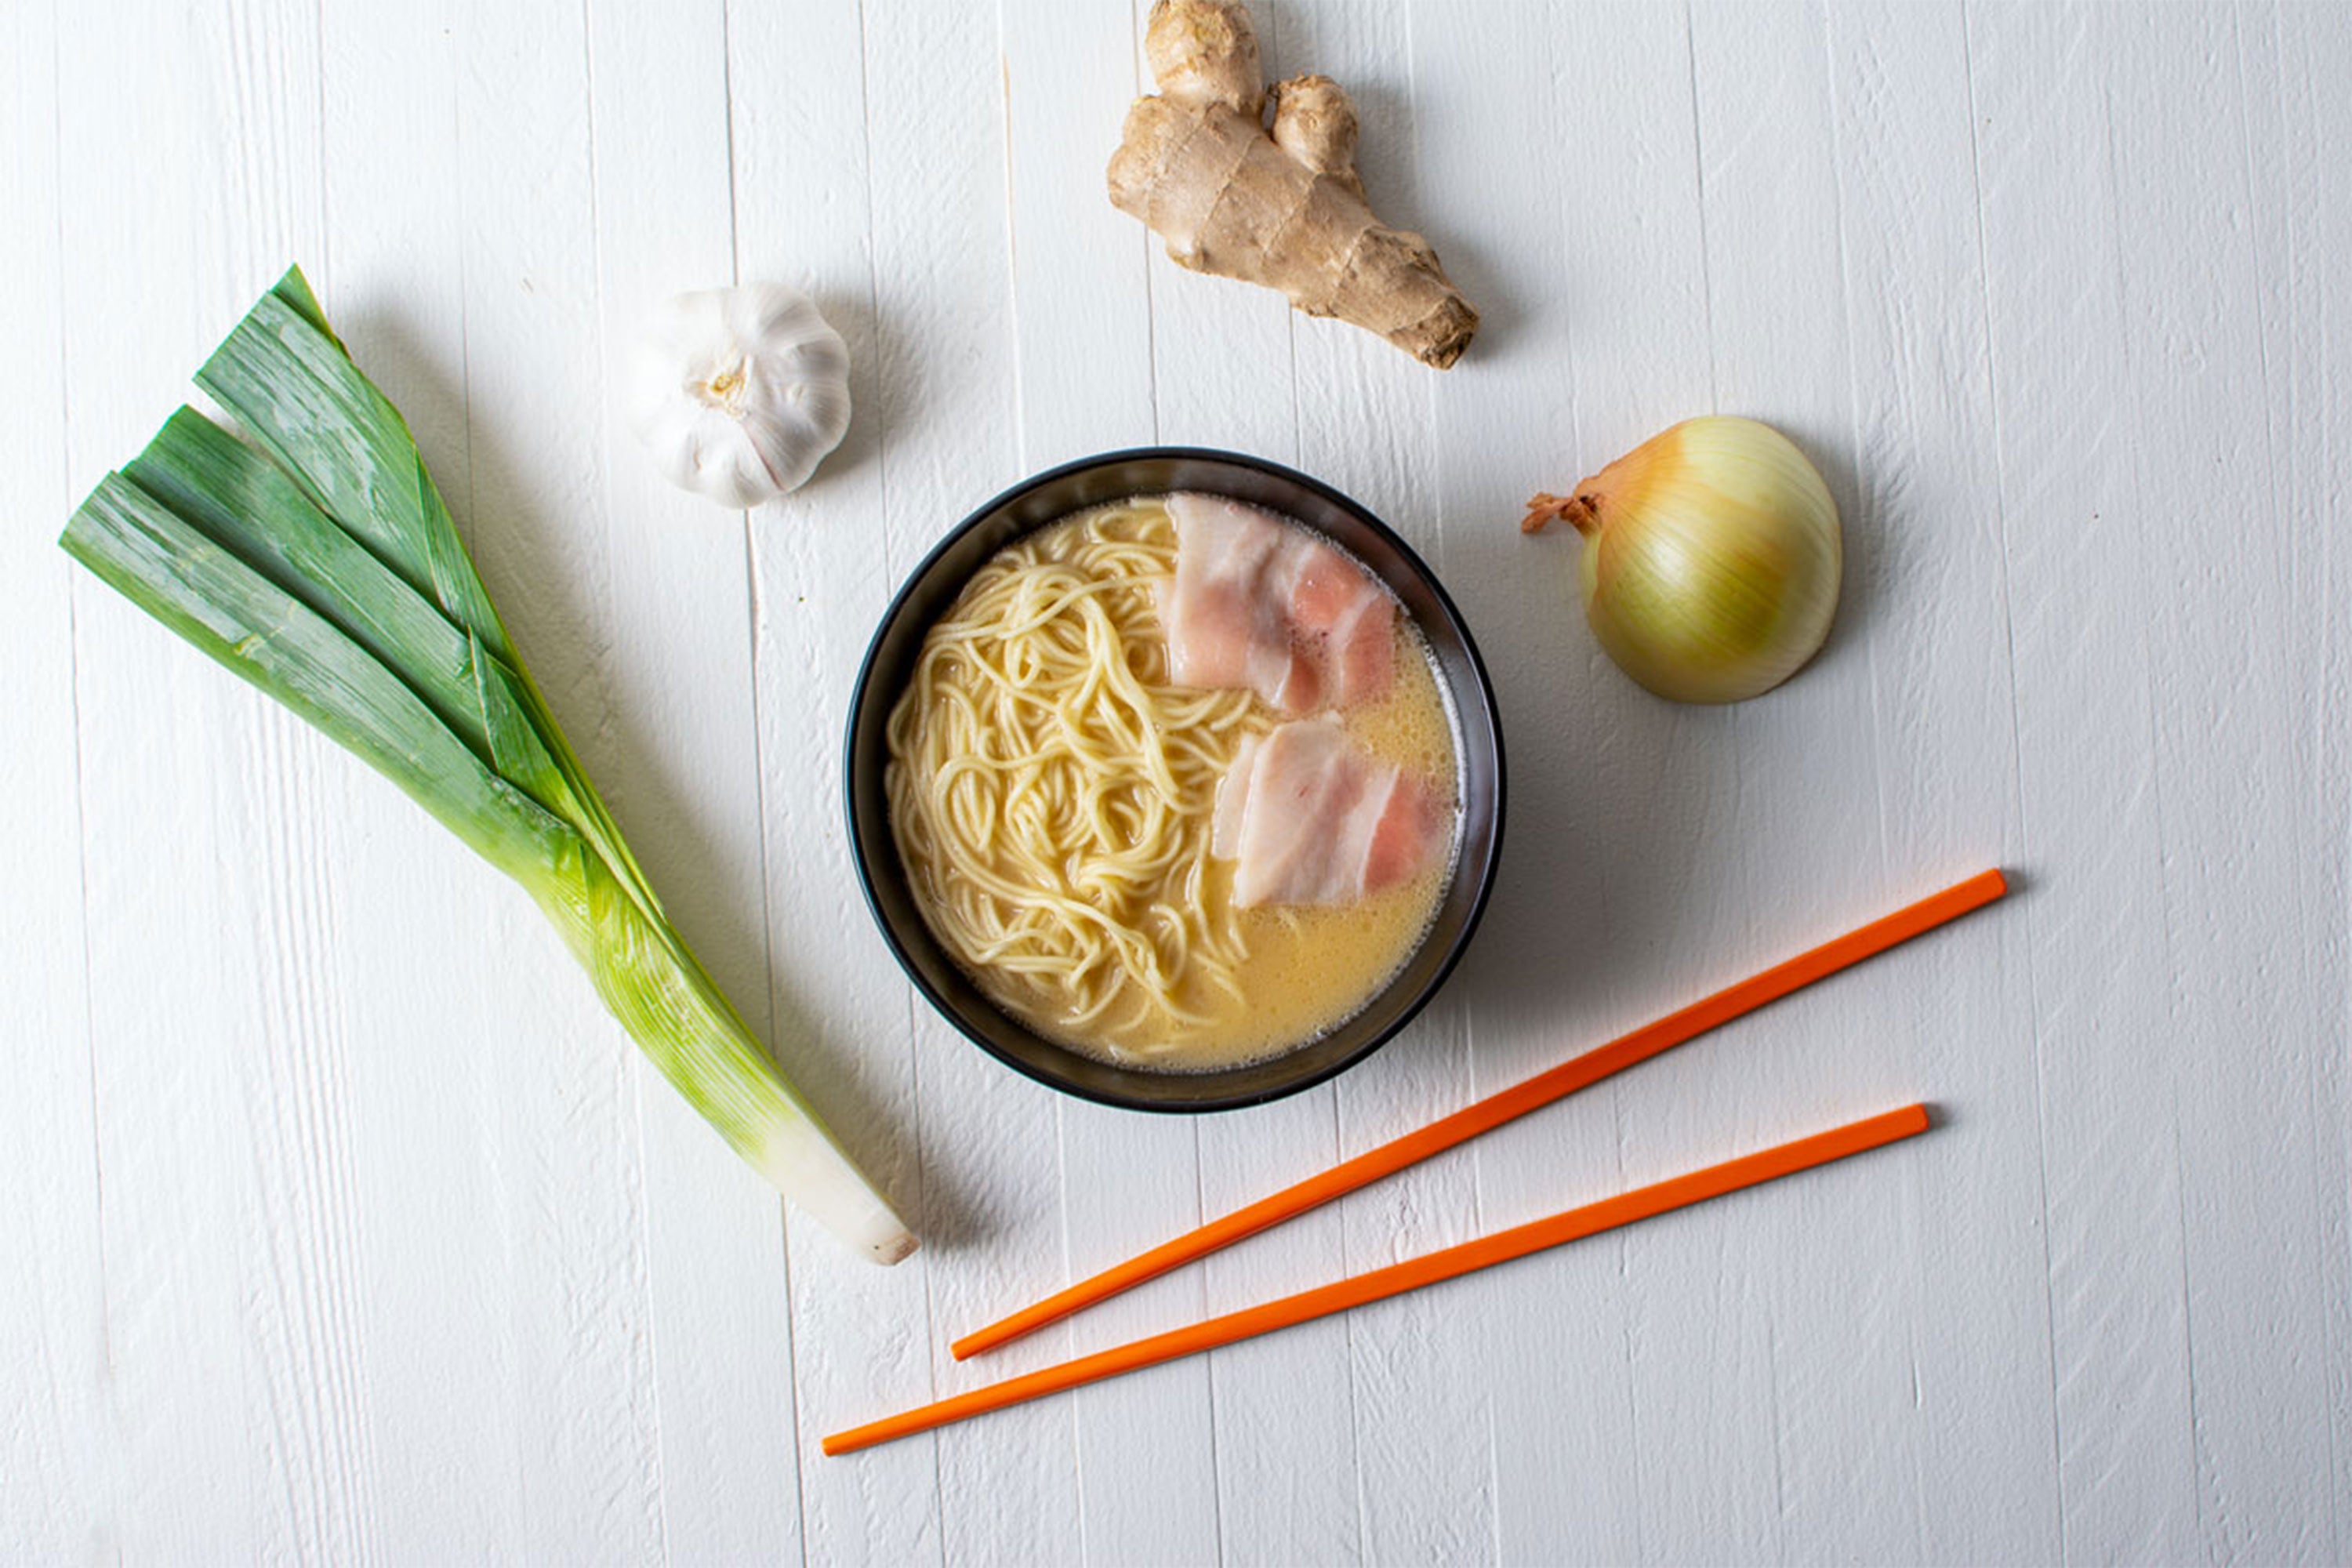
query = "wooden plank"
xmin=2097 ymin=5 xmax=2341 ymax=1559
xmin=309 ymin=1 xmax=532 ymax=1557
xmin=1817 ymin=2 xmax=2060 ymax=1561
xmin=2247 ymin=5 xmax=2352 ymax=1553
xmin=995 ymin=3 xmax=1225 ymax=1562
xmin=747 ymin=2 xmax=1083 ymax=1562
xmin=1120 ymin=2 xmax=1368 ymax=1559
xmin=1280 ymin=2 xmax=1494 ymax=1560
xmin=1004 ymin=0 xmax=1157 ymax=469
xmin=0 ymin=0 xmax=113 ymax=1553
xmin=53 ymin=0 xmax=380 ymax=1558
xmin=1592 ymin=3 xmax=1910 ymax=1559
xmin=1189 ymin=1096 xmax=1363 ymax=1568
xmin=1408 ymin=0 xmax=1700 ymax=1560
xmin=1132 ymin=0 xmax=1299 ymax=466
xmin=1968 ymin=2 xmax=2200 ymax=1558
xmin=726 ymin=0 xmax=948 ymax=1560
xmin=576 ymin=0 xmax=804 ymax=1560
xmin=434 ymin=0 xmax=669 ymax=1554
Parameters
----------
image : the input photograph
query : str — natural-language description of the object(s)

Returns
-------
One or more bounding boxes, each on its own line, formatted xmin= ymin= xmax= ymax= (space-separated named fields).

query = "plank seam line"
xmin=311 ymin=0 xmax=327 ymax=287
xmin=715 ymin=0 xmax=812 ymax=1544
xmin=848 ymin=5 xmax=952 ymax=1547
xmin=1613 ymin=1080 xmax=1645 ymax=1564
xmin=1816 ymin=20 xmax=1926 ymax=1552
xmin=993 ymin=0 xmax=1076 ymax=1549
xmin=2102 ymin=59 xmax=2205 ymax=1553
xmin=1194 ymin=1135 xmax=1226 ymax=1568
xmin=1133 ymin=0 xmax=1161 ymax=459
xmin=1957 ymin=10 xmax=2066 ymax=1555
xmin=995 ymin=4 xmax=1025 ymax=480
xmin=2274 ymin=15 xmax=2352 ymax=1557
xmin=449 ymin=2 xmax=479 ymax=557
xmin=64 ymin=577 xmax=114 ymax=1391
xmin=1331 ymin=1082 xmax=1369 ymax=1564
xmin=52 ymin=0 xmax=114 ymax=1395
xmin=1816 ymin=5 xmax=1896 ymax=903
xmin=1681 ymin=0 xmax=1719 ymax=415
xmin=2230 ymin=11 xmax=2340 ymax=1549
xmin=2171 ymin=1111 xmax=2209 ymax=1546
xmin=1534 ymin=11 xmax=1643 ymax=1540
xmin=1766 ymin=1313 xmax=1788 ymax=1550
xmin=1134 ymin=0 xmax=1209 ymax=1541
xmin=572 ymin=0 xmax=672 ymax=1553
xmin=288 ymin=15 xmax=383 ymax=1534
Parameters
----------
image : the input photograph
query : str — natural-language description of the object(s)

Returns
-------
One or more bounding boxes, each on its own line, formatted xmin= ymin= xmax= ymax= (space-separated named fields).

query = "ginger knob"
xmin=1108 ymin=0 xmax=1479 ymax=369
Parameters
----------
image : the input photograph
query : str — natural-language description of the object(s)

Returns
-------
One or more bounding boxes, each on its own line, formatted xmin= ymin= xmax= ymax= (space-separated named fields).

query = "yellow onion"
xmin=1523 ymin=416 xmax=1841 ymax=704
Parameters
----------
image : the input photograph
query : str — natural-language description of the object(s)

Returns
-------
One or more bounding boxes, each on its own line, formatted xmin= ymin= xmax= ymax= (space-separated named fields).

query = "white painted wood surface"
xmin=5 ymin=0 xmax=2346 ymax=1560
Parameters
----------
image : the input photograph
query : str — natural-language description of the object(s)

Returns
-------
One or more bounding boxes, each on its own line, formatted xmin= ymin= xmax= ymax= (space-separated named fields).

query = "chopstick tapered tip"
xmin=1946 ymin=867 xmax=2007 ymax=906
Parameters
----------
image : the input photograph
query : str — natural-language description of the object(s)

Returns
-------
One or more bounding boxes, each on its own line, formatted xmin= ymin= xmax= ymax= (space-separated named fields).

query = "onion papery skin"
xmin=1552 ymin=416 xmax=1841 ymax=705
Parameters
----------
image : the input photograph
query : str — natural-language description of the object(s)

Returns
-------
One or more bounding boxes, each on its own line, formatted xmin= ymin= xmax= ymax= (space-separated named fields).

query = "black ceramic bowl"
xmin=845 ymin=448 xmax=1505 ymax=1112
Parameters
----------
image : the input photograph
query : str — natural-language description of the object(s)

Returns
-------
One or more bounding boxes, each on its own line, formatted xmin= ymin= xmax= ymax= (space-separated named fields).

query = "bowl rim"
xmin=843 ymin=445 xmax=1507 ymax=1112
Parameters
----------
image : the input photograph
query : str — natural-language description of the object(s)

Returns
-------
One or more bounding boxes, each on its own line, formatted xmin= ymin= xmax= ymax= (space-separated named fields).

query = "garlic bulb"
xmin=1523 ymin=416 xmax=1841 ymax=704
xmin=626 ymin=282 xmax=851 ymax=508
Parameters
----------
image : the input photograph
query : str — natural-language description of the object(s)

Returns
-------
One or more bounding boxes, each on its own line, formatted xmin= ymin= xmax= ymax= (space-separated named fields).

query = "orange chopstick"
xmin=828 ymin=1102 xmax=1933 ymax=1455
xmin=953 ymin=868 xmax=2005 ymax=1359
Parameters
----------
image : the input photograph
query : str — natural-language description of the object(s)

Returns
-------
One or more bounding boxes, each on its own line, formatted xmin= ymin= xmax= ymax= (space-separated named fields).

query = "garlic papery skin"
xmin=1524 ymin=416 xmax=1841 ymax=704
xmin=626 ymin=282 xmax=851 ymax=508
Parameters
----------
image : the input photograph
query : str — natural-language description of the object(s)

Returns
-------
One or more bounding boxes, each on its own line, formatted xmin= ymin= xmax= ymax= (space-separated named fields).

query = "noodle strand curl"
xmin=885 ymin=501 xmax=1261 ymax=1058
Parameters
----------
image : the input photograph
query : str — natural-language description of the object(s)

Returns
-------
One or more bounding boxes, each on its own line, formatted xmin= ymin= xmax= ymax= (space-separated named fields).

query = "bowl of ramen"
xmin=846 ymin=448 xmax=1504 ymax=1112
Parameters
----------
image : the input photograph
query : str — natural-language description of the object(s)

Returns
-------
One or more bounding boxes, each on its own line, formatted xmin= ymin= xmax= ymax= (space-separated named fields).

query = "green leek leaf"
xmin=64 ymin=474 xmax=571 ymax=885
xmin=197 ymin=271 xmax=512 ymax=668
xmin=126 ymin=406 xmax=495 ymax=764
xmin=60 ymin=270 xmax=916 ymax=1265
xmin=201 ymin=269 xmax=666 ymax=916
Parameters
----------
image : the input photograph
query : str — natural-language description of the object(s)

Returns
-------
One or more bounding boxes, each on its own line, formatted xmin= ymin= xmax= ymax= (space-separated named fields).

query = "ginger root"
xmin=1108 ymin=0 xmax=1479 ymax=369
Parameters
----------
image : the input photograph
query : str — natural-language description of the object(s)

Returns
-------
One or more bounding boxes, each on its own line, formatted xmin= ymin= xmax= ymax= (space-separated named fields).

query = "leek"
xmin=61 ymin=267 xmax=916 ymax=1265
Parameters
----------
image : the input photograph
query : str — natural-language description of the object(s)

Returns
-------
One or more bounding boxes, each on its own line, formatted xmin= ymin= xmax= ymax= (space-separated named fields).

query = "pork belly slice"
xmin=1210 ymin=732 xmax=1262 ymax=861
xmin=1287 ymin=540 xmax=1395 ymax=708
xmin=1161 ymin=492 xmax=1394 ymax=713
xmin=1215 ymin=717 xmax=1446 ymax=908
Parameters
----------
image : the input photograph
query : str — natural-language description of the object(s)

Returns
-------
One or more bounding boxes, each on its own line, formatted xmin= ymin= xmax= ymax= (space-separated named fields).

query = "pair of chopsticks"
xmin=823 ymin=868 xmax=2006 ymax=1456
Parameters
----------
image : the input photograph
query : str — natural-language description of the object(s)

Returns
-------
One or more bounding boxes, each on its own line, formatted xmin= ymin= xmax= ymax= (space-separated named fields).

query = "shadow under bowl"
xmin=845 ymin=448 xmax=1506 ymax=1112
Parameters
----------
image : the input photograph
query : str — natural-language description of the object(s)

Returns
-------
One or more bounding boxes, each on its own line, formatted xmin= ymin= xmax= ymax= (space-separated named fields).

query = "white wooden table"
xmin=7 ymin=1 xmax=2347 ymax=1562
